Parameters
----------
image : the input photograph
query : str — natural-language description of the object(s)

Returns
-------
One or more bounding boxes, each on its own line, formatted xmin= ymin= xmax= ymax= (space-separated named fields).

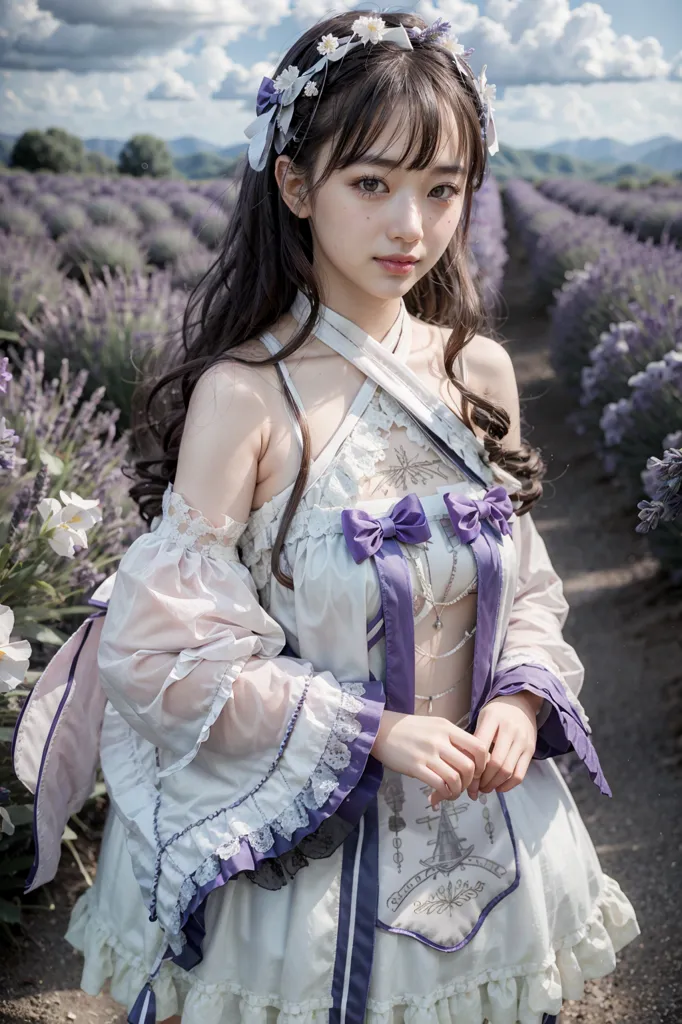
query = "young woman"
xmin=13 ymin=10 xmax=640 ymax=1024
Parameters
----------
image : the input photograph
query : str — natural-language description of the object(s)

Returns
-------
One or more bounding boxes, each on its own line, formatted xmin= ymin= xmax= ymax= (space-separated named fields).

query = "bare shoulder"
xmin=174 ymin=346 xmax=280 ymax=525
xmin=435 ymin=326 xmax=521 ymax=447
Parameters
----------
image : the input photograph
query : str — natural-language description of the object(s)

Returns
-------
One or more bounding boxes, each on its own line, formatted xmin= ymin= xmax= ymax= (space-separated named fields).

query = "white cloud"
xmin=494 ymin=80 xmax=682 ymax=149
xmin=0 ymin=0 xmax=290 ymax=72
xmin=146 ymin=69 xmax=199 ymax=101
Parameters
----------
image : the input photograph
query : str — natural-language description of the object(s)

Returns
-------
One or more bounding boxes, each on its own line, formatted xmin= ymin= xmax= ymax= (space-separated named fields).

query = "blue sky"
xmin=1 ymin=1 xmax=680 ymax=151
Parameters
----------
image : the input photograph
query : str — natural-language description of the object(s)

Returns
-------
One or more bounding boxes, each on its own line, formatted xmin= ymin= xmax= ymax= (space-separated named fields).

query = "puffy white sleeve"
xmin=98 ymin=484 xmax=385 ymax=781
xmin=488 ymin=510 xmax=611 ymax=795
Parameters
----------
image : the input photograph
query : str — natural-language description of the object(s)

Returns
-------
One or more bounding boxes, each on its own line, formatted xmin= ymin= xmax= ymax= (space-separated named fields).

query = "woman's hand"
xmin=467 ymin=692 xmax=540 ymax=800
xmin=371 ymin=710 xmax=490 ymax=809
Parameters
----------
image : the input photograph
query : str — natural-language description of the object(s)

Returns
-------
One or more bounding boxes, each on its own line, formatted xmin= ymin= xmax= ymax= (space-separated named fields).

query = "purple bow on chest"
xmin=342 ymin=493 xmax=432 ymax=563
xmin=444 ymin=485 xmax=513 ymax=545
xmin=342 ymin=494 xmax=431 ymax=714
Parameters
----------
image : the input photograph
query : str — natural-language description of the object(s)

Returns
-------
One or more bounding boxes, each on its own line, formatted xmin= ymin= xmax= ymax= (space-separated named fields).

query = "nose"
xmin=387 ymin=192 xmax=423 ymax=245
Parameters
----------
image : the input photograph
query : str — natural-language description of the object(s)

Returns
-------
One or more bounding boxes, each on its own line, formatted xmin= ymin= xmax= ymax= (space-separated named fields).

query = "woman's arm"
xmin=464 ymin=334 xmax=610 ymax=796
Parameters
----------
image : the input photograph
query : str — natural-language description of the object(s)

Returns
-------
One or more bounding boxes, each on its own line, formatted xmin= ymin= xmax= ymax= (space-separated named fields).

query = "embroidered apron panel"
xmin=376 ymin=768 xmax=519 ymax=951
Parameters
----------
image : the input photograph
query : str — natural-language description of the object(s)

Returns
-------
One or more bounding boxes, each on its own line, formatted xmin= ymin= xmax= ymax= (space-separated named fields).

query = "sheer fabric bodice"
xmin=238 ymin=305 xmax=485 ymax=730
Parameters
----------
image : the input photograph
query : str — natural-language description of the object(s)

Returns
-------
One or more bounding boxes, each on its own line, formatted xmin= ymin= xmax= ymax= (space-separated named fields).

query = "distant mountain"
xmin=639 ymin=141 xmax=682 ymax=173
xmin=542 ymin=135 xmax=681 ymax=171
xmin=490 ymin=144 xmax=663 ymax=184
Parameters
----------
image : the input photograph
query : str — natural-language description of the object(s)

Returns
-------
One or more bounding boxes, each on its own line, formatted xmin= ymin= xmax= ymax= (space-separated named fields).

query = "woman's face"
xmin=277 ymin=103 xmax=469 ymax=305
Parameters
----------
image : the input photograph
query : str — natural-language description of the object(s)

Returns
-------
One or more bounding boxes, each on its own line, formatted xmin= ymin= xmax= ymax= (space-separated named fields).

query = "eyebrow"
xmin=355 ymin=154 xmax=465 ymax=175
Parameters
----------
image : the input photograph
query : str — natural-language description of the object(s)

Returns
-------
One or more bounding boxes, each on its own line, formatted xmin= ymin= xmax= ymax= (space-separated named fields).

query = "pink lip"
xmin=374 ymin=256 xmax=419 ymax=275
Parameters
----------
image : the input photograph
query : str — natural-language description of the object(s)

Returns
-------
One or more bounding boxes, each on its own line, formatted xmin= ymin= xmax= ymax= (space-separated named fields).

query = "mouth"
xmin=374 ymin=255 xmax=420 ymax=274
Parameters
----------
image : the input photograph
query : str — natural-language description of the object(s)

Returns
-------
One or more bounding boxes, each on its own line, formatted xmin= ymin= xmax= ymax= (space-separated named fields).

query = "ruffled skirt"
xmin=65 ymin=758 xmax=640 ymax=1024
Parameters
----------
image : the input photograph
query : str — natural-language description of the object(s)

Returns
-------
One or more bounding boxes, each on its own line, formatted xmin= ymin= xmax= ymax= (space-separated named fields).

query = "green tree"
xmin=10 ymin=127 xmax=85 ymax=173
xmin=118 ymin=134 xmax=174 ymax=178
xmin=83 ymin=150 xmax=119 ymax=175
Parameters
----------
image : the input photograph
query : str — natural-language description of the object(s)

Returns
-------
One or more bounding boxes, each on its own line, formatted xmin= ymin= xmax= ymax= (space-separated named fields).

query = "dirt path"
xmin=1 ymin=231 xmax=681 ymax=1024
xmin=500 ymin=231 xmax=682 ymax=1024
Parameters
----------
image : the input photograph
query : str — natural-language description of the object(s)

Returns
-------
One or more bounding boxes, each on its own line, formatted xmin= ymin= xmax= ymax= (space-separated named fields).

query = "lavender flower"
xmin=469 ymin=176 xmax=508 ymax=315
xmin=577 ymin=296 xmax=682 ymax=435
xmin=0 ymin=417 xmax=23 ymax=472
xmin=601 ymin=345 xmax=682 ymax=489
xmin=0 ymin=356 xmax=12 ymax=394
xmin=16 ymin=265 xmax=187 ymax=425
xmin=0 ymin=230 xmax=65 ymax=334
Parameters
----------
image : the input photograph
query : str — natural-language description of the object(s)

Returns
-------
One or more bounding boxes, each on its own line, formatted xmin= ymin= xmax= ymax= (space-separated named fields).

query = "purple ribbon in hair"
xmin=256 ymin=76 xmax=282 ymax=115
xmin=443 ymin=485 xmax=514 ymax=720
xmin=342 ymin=493 xmax=431 ymax=714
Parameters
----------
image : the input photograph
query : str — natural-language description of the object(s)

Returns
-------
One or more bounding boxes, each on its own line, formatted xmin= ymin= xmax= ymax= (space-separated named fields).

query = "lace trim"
xmin=167 ymin=680 xmax=368 ymax=937
xmin=239 ymin=390 xmax=466 ymax=589
xmin=153 ymin=483 xmax=248 ymax=560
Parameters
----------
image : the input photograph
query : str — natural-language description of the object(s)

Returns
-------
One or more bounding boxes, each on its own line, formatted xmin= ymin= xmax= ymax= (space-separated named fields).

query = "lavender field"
xmin=0 ymin=162 xmax=680 ymax=938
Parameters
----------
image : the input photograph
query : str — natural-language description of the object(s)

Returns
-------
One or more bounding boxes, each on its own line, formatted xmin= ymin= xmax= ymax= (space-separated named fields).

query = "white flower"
xmin=352 ymin=15 xmax=387 ymax=44
xmin=442 ymin=35 xmax=465 ymax=56
xmin=317 ymin=33 xmax=339 ymax=56
xmin=303 ymin=80 xmax=319 ymax=98
xmin=37 ymin=489 xmax=102 ymax=559
xmin=273 ymin=65 xmax=300 ymax=92
xmin=0 ymin=604 xmax=31 ymax=693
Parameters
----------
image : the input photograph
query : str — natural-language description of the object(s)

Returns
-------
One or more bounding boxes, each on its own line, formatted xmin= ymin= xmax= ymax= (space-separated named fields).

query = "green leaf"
xmin=0 ymin=330 xmax=21 ymax=342
xmin=16 ymin=622 xmax=67 ymax=646
xmin=0 ymin=727 xmax=15 ymax=742
xmin=6 ymin=805 xmax=34 ymax=827
xmin=38 ymin=449 xmax=64 ymax=474
xmin=0 ymin=898 xmax=21 ymax=922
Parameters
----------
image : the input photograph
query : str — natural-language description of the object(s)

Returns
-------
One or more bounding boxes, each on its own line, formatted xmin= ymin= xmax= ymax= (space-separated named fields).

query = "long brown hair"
xmin=129 ymin=9 xmax=545 ymax=590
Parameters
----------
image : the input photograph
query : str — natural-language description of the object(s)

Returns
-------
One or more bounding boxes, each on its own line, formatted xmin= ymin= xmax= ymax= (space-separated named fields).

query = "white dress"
xmin=61 ymin=294 xmax=640 ymax=1024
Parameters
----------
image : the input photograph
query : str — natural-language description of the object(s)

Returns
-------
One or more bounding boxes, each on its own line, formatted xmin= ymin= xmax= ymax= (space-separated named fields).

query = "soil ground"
xmin=0 ymin=228 xmax=681 ymax=1023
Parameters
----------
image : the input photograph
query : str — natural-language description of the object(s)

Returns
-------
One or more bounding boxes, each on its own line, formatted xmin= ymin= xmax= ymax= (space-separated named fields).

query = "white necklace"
xmin=415 ymin=624 xmax=476 ymax=662
xmin=415 ymin=666 xmax=474 ymax=716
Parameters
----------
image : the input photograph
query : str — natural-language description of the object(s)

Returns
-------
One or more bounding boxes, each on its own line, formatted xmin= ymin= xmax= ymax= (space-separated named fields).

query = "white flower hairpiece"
xmin=244 ymin=17 xmax=499 ymax=171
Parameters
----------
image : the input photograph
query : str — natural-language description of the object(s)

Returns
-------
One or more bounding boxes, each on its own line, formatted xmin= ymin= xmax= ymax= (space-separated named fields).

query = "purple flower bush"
xmin=0 ymin=346 xmax=144 ymax=628
xmin=59 ymin=224 xmax=146 ymax=281
xmin=189 ymin=207 xmax=230 ymax=251
xmin=469 ymin=176 xmax=508 ymax=314
xmin=600 ymin=347 xmax=682 ymax=489
xmin=503 ymin=180 xmax=623 ymax=309
xmin=636 ymin=438 xmax=682 ymax=580
xmin=86 ymin=196 xmax=142 ymax=234
xmin=16 ymin=265 xmax=187 ymax=424
xmin=44 ymin=201 xmax=90 ymax=240
xmin=538 ymin=178 xmax=682 ymax=246
xmin=550 ymin=235 xmax=682 ymax=398
xmin=0 ymin=200 xmax=48 ymax=240
xmin=0 ymin=231 xmax=65 ymax=335
xmin=0 ymin=349 xmax=146 ymax=883
xmin=132 ymin=196 xmax=174 ymax=229
xmin=144 ymin=222 xmax=197 ymax=268
xmin=577 ymin=296 xmax=682 ymax=435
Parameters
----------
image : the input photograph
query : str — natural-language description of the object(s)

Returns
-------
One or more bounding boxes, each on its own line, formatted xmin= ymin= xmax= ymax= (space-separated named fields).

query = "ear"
xmin=274 ymin=155 xmax=311 ymax=219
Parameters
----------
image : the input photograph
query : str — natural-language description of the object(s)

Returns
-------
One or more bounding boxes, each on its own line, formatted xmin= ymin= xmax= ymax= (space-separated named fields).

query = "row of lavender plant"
xmin=1 ymin=169 xmax=506 ymax=334
xmin=504 ymin=178 xmax=682 ymax=579
xmin=0 ymin=351 xmax=145 ymax=918
xmin=537 ymin=178 xmax=682 ymax=247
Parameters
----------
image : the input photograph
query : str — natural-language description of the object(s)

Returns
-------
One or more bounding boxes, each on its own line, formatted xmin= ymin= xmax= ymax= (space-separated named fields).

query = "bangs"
xmin=319 ymin=54 xmax=475 ymax=180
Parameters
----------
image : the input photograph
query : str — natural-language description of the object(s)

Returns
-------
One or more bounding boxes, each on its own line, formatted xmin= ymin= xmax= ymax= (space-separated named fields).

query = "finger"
xmin=433 ymin=758 xmax=463 ymax=801
xmin=439 ymin=744 xmax=476 ymax=790
xmin=478 ymin=732 xmax=515 ymax=792
xmin=497 ymin=745 xmax=534 ymax=793
xmin=482 ymin=740 xmax=524 ymax=793
xmin=419 ymin=765 xmax=452 ymax=803
xmin=472 ymin=714 xmax=501 ymax=764
xmin=449 ymin=727 xmax=490 ymax=778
